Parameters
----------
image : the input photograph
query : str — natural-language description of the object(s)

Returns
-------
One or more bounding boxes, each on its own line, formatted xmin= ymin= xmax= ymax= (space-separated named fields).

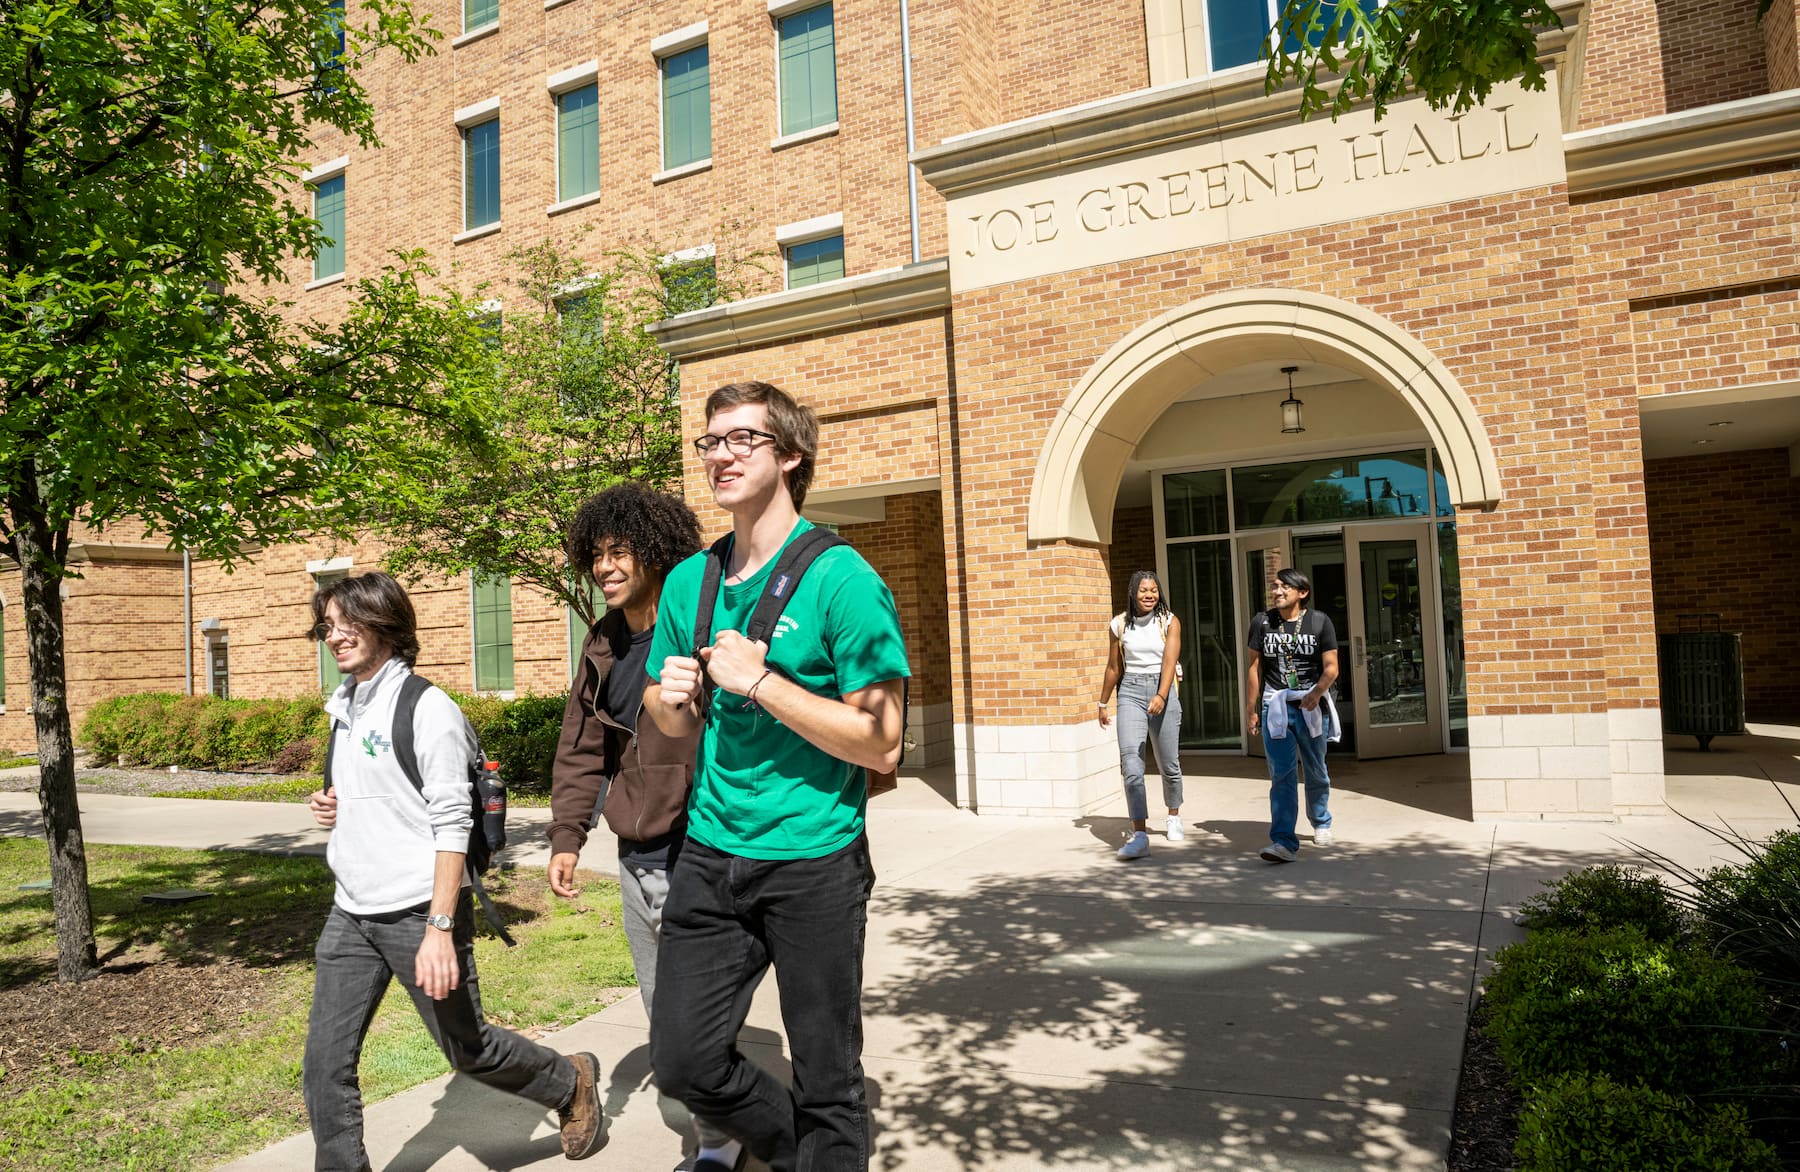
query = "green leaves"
xmin=1264 ymin=0 xmax=1564 ymax=121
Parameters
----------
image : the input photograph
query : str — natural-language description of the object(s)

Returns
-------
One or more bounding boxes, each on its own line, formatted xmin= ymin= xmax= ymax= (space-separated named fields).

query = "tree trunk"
xmin=14 ymin=504 xmax=96 ymax=982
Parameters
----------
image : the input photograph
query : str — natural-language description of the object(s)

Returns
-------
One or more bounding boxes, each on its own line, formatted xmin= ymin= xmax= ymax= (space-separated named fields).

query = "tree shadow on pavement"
xmin=861 ymin=833 xmax=1613 ymax=1170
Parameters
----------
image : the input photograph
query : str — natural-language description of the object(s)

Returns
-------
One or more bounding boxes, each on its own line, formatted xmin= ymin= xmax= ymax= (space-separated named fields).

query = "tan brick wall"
xmin=1575 ymin=0 xmax=1771 ymax=129
xmin=1106 ymin=505 xmax=1156 ymax=615
xmin=837 ymin=490 xmax=951 ymax=706
xmin=1645 ymin=448 xmax=1800 ymax=721
xmin=1767 ymin=0 xmax=1800 ymax=91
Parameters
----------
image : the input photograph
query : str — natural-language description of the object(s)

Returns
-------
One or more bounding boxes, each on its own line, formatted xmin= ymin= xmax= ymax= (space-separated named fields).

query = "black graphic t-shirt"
xmin=1247 ymin=608 xmax=1338 ymax=693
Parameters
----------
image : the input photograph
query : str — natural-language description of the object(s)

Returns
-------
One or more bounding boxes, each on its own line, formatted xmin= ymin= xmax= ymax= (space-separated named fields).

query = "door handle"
xmin=1354 ymin=635 xmax=1365 ymax=669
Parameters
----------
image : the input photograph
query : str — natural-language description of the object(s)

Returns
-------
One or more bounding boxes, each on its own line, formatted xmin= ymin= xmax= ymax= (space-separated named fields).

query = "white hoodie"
xmin=323 ymin=657 xmax=477 ymax=915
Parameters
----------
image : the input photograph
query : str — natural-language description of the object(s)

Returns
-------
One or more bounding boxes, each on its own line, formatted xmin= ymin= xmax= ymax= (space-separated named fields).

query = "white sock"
xmin=697 ymin=1140 xmax=743 ymax=1168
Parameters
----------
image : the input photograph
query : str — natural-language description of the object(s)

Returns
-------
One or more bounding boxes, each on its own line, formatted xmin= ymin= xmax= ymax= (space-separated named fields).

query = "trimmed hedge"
xmin=1517 ymin=863 xmax=1688 ymax=943
xmin=1484 ymin=925 xmax=1775 ymax=1097
xmin=79 ymin=689 xmax=568 ymax=793
xmin=1515 ymin=1072 xmax=1779 ymax=1172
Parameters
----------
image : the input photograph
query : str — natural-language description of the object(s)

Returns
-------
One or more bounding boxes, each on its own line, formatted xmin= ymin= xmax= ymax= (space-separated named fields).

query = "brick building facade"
xmin=3 ymin=0 xmax=1796 ymax=822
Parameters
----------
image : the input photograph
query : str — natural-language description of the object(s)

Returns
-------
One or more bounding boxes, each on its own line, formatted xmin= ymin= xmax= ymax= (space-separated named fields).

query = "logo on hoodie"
xmin=362 ymin=731 xmax=392 ymax=758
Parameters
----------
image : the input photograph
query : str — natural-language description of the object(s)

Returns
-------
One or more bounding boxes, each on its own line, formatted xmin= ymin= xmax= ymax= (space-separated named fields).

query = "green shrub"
xmin=78 ymin=693 xmax=331 ymax=773
xmin=1515 ymin=1072 xmax=1779 ymax=1172
xmin=1484 ymin=926 xmax=1775 ymax=1096
xmin=1518 ymin=864 xmax=1687 ymax=942
xmin=1690 ymin=830 xmax=1800 ymax=987
xmin=447 ymin=692 xmax=566 ymax=797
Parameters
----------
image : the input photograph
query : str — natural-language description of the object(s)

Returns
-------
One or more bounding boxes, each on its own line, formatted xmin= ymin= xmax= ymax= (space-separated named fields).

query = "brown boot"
xmin=558 ymin=1052 xmax=606 ymax=1159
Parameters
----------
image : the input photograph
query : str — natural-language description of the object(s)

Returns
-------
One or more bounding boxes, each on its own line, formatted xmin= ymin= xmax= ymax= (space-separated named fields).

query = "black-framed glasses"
xmin=693 ymin=427 xmax=778 ymax=457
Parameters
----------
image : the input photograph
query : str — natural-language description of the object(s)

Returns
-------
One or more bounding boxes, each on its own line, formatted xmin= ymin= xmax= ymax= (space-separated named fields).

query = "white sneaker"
xmin=1117 ymin=831 xmax=1150 ymax=860
xmin=1166 ymin=816 xmax=1185 ymax=841
xmin=1259 ymin=843 xmax=1297 ymax=863
xmin=1313 ymin=827 xmax=1333 ymax=847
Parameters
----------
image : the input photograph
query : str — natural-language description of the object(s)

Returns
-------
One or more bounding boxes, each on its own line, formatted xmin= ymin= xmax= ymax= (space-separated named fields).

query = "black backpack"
xmin=324 ymin=673 xmax=515 ymax=945
xmin=692 ymin=527 xmax=909 ymax=759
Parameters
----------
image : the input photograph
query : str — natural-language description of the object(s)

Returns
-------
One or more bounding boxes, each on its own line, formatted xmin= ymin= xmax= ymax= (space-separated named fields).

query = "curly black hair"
xmin=566 ymin=483 xmax=704 ymax=583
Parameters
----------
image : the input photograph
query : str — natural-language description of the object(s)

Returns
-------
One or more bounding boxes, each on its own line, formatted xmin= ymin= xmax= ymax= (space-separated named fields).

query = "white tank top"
xmin=1114 ymin=612 xmax=1168 ymax=675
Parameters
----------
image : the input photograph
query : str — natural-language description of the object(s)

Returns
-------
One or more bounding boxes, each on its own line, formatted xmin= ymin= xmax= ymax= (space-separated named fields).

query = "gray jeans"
xmin=1116 ymin=672 xmax=1184 ymax=821
xmin=621 ymin=858 xmax=733 ymax=1150
xmin=302 ymin=893 xmax=574 ymax=1172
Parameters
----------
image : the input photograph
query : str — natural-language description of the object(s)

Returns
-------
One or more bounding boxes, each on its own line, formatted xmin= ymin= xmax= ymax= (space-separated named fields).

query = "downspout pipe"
xmin=899 ymin=0 xmax=921 ymax=264
xmin=183 ymin=550 xmax=193 ymax=696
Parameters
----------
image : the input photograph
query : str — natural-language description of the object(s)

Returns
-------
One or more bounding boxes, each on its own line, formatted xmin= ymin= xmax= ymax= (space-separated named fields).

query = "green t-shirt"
xmin=648 ymin=519 xmax=911 ymax=860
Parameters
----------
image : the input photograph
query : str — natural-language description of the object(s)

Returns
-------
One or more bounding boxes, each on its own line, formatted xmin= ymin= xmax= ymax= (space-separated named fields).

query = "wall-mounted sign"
xmin=945 ymin=81 xmax=1565 ymax=293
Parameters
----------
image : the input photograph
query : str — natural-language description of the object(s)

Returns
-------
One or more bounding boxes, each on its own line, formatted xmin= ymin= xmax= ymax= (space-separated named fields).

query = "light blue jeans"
xmin=1262 ymin=697 xmax=1332 ymax=852
xmin=1117 ymin=672 xmax=1183 ymax=821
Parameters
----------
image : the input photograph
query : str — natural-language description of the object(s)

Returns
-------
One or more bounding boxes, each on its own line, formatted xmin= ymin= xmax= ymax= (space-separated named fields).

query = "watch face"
xmin=427 ymin=913 xmax=454 ymax=931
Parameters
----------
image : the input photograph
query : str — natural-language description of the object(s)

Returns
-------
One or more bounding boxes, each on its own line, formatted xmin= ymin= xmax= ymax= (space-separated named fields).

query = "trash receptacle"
xmin=1658 ymin=614 xmax=1745 ymax=751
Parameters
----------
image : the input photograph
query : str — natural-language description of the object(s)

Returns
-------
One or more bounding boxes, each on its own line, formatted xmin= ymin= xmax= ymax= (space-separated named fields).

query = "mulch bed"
xmin=0 ymin=950 xmax=281 ymax=1088
xmin=1448 ymin=1000 xmax=1521 ymax=1171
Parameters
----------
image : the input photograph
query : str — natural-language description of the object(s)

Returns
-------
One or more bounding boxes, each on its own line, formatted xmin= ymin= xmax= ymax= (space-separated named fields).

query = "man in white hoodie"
xmin=303 ymin=572 xmax=603 ymax=1169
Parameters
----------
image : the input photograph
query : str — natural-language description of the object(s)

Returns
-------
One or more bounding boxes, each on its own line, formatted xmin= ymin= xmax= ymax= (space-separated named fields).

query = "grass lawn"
xmin=147 ymin=777 xmax=556 ymax=807
xmin=0 ymin=839 xmax=635 ymax=1170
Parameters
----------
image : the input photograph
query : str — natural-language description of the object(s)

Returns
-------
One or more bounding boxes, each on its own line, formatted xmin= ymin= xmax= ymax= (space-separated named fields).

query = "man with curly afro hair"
xmin=546 ymin=482 xmax=732 ymax=1172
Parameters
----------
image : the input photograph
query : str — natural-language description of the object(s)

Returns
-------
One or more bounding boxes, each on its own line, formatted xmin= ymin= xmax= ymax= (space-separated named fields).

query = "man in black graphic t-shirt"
xmin=1245 ymin=567 xmax=1340 ymax=863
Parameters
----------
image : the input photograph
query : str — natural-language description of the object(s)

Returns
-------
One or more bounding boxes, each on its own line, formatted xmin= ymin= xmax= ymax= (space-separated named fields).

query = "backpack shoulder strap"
xmin=692 ymin=534 xmax=734 ymax=656
xmin=391 ymin=672 xmax=435 ymax=795
xmin=744 ymin=528 xmax=849 ymax=644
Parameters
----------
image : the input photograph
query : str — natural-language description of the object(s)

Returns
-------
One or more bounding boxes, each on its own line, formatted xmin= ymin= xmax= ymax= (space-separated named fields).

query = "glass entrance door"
xmin=1344 ymin=523 xmax=1443 ymax=757
xmin=1233 ymin=530 xmax=1288 ymax=758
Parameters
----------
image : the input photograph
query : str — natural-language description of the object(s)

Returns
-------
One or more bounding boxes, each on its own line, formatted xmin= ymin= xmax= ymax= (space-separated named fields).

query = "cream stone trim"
xmin=304 ymin=273 xmax=347 ymax=291
xmin=306 ymin=556 xmax=354 ymax=574
xmin=651 ymin=20 xmax=708 ymax=57
xmin=454 ymin=96 xmax=500 ymax=128
xmin=545 ymin=191 xmax=604 ymax=217
xmin=450 ymin=23 xmax=497 ymax=49
xmin=302 ymin=155 xmax=349 ymax=184
xmin=453 ymin=221 xmax=502 ymax=244
xmin=546 ymin=60 xmax=599 ymax=94
xmin=649 ymin=259 xmax=950 ymax=359
xmin=67 ymin=543 xmax=184 ymax=565
xmin=771 ymin=121 xmax=839 ymax=152
xmin=916 ymin=0 xmax=1584 ymax=198
xmin=775 ymin=212 xmax=842 ymax=246
xmin=1028 ymin=287 xmax=1502 ymax=544
xmin=653 ymin=158 xmax=714 ymax=184
xmin=1563 ymin=90 xmax=1800 ymax=195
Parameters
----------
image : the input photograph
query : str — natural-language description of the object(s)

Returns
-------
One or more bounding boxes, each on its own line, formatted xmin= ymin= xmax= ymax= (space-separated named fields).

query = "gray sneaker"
xmin=1313 ymin=827 xmax=1333 ymax=847
xmin=1117 ymin=831 xmax=1150 ymax=860
xmin=1259 ymin=843 xmax=1298 ymax=863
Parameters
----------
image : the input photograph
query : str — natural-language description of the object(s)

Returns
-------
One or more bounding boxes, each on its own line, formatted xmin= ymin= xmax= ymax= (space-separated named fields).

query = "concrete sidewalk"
xmin=4 ymin=726 xmax=1797 ymax=1170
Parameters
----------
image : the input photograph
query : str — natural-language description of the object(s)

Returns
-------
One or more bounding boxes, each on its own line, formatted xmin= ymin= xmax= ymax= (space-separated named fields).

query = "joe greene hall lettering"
xmin=945 ymin=84 xmax=1565 ymax=292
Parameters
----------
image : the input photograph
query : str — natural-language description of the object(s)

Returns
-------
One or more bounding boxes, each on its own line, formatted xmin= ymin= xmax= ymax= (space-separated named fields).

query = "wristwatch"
xmin=426 ymin=912 xmax=454 ymax=932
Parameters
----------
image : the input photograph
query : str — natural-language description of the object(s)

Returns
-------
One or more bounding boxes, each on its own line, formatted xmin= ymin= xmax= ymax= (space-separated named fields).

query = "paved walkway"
xmin=3 ymin=726 xmax=1797 ymax=1170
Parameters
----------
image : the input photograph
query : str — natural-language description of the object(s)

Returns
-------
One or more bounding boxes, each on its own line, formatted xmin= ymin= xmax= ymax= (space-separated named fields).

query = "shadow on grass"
xmin=858 ymin=832 xmax=1622 ymax=1170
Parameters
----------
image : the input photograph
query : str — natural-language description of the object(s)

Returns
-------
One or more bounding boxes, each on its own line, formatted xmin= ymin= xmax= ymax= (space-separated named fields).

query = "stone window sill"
xmin=546 ymin=191 xmax=603 ymax=217
xmin=305 ymin=272 xmax=346 ymax=291
xmin=770 ymin=122 xmax=838 ymax=152
xmin=452 ymin=23 xmax=498 ymax=48
xmin=453 ymin=221 xmax=502 ymax=244
xmin=653 ymin=158 xmax=713 ymax=184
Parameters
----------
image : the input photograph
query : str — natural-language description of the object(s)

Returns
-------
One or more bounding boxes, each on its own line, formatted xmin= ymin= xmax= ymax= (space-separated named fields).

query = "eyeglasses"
xmin=312 ymin=621 xmax=363 ymax=642
xmin=693 ymin=427 xmax=778 ymax=457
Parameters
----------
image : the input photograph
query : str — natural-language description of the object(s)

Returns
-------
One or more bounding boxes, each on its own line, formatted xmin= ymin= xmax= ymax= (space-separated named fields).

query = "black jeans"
xmin=651 ymin=835 xmax=876 ymax=1172
xmin=301 ymin=891 xmax=574 ymax=1172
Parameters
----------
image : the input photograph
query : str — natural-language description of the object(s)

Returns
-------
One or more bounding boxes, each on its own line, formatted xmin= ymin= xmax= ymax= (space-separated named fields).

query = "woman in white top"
xmin=1097 ymin=570 xmax=1185 ymax=860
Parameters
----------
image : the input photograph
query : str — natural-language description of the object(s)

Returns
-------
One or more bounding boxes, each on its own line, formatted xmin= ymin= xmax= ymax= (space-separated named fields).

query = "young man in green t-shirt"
xmin=644 ymin=381 xmax=909 ymax=1172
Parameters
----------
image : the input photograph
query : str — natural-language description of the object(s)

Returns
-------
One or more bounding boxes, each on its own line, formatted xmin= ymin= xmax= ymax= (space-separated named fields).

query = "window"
xmin=312 ymin=174 xmax=345 ymax=280
xmin=316 ymin=0 xmax=346 ymax=84
xmin=313 ymin=572 xmax=347 ymax=694
xmin=568 ymin=580 xmax=603 ymax=677
xmin=472 ymin=572 xmax=514 ymax=692
xmin=207 ymin=636 xmax=230 ymax=700
xmin=556 ymin=83 xmax=599 ymax=201
xmin=777 ymin=3 xmax=836 ymax=137
xmin=1 ymin=598 xmax=6 ymax=709
xmin=465 ymin=0 xmax=497 ymax=33
xmin=661 ymin=43 xmax=711 ymax=169
xmin=660 ymin=252 xmax=716 ymax=313
xmin=1199 ymin=0 xmax=1379 ymax=73
xmin=786 ymin=233 xmax=844 ymax=288
xmin=463 ymin=118 xmax=500 ymax=229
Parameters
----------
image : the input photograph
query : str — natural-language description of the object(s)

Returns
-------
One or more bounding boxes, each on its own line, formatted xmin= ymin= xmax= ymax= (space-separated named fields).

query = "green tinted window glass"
xmin=662 ymin=44 xmax=711 ymax=169
xmin=313 ymin=174 xmax=344 ymax=279
xmin=786 ymin=234 xmax=844 ymax=288
xmin=661 ymin=257 xmax=716 ymax=313
xmin=473 ymin=573 xmax=514 ymax=692
xmin=778 ymin=4 xmax=836 ymax=136
xmin=557 ymin=84 xmax=599 ymax=200
xmin=1162 ymin=468 xmax=1229 ymax=538
xmin=464 ymin=0 xmax=497 ymax=31
xmin=1207 ymin=0 xmax=1270 ymax=69
xmin=1232 ymin=450 xmax=1430 ymax=529
xmin=463 ymin=118 xmax=500 ymax=229
xmin=568 ymin=580 xmax=603 ymax=677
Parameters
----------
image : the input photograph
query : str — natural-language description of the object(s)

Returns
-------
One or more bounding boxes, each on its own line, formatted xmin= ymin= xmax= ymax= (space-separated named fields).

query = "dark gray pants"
xmin=302 ymin=892 xmax=574 ymax=1172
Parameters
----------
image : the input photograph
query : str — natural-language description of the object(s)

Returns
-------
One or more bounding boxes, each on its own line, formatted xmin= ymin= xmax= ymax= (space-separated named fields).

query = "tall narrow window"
xmin=312 ymin=174 xmax=345 ymax=280
xmin=786 ymin=233 xmax=844 ymax=288
xmin=463 ymin=118 xmax=500 ymax=229
xmin=661 ymin=255 xmax=716 ymax=313
xmin=556 ymin=84 xmax=599 ymax=201
xmin=314 ymin=573 xmax=347 ymax=694
xmin=661 ymin=43 xmax=711 ymax=168
xmin=777 ymin=4 xmax=836 ymax=137
xmin=316 ymin=0 xmax=346 ymax=85
xmin=568 ymin=580 xmax=603 ymax=677
xmin=472 ymin=573 xmax=515 ymax=692
xmin=1 ymin=600 xmax=6 ymax=708
xmin=465 ymin=0 xmax=497 ymax=33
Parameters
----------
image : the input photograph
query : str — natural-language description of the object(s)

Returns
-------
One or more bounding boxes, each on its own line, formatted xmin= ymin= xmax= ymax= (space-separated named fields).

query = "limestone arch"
xmin=1028 ymin=287 xmax=1503 ymax=544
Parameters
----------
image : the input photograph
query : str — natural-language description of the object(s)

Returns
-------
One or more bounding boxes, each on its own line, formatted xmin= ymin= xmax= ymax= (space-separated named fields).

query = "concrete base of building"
xmin=1469 ymin=707 xmax=1666 ymax=821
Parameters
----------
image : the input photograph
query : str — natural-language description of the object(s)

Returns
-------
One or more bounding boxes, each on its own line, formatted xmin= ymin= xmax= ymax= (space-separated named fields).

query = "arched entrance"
xmin=1028 ymin=287 xmax=1501 ymax=546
